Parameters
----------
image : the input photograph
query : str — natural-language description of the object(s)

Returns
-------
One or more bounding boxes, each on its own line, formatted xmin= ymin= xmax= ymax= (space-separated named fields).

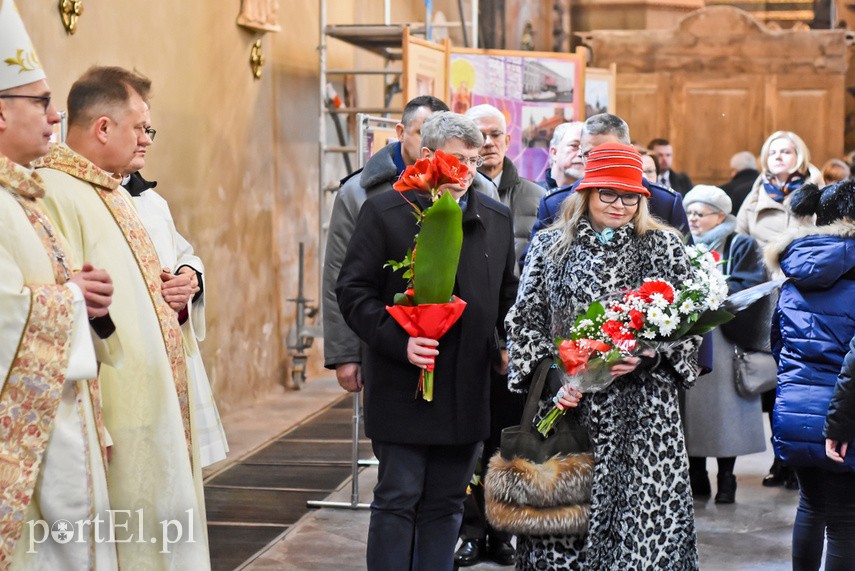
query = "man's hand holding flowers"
xmin=407 ymin=337 xmax=439 ymax=370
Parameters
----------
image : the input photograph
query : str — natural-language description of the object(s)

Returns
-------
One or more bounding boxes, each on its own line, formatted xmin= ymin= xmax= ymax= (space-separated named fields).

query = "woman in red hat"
xmin=505 ymin=143 xmax=702 ymax=569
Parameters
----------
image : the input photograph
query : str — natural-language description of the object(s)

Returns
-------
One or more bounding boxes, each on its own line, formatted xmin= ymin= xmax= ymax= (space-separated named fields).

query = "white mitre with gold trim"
xmin=0 ymin=0 xmax=46 ymax=91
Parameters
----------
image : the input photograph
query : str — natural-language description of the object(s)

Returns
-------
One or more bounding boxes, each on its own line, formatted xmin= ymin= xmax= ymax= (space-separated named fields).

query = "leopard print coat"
xmin=506 ymin=218 xmax=701 ymax=570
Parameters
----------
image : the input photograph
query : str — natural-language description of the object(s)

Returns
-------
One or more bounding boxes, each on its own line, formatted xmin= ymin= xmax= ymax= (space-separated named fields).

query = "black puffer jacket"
xmin=825 ymin=333 xmax=855 ymax=443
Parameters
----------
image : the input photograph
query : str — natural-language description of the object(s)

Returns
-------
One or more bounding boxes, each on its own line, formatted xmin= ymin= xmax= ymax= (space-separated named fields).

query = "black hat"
xmin=790 ymin=180 xmax=855 ymax=226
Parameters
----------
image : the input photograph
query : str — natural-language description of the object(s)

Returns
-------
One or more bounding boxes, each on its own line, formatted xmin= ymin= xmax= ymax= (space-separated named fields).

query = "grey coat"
xmin=493 ymin=157 xmax=545 ymax=275
xmin=682 ymin=231 xmax=767 ymax=457
xmin=322 ymin=142 xmax=499 ymax=368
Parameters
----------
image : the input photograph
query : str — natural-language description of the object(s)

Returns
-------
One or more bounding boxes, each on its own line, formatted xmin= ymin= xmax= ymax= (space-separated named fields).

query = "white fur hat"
xmin=683 ymin=184 xmax=732 ymax=215
xmin=0 ymin=0 xmax=46 ymax=91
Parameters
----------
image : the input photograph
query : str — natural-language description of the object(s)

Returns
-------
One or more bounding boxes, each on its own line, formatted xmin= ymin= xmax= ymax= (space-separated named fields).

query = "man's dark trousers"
xmin=459 ymin=369 xmax=525 ymax=545
xmin=367 ymin=440 xmax=480 ymax=571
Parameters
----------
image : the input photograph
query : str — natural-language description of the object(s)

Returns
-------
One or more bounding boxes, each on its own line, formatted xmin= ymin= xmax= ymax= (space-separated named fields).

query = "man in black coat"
xmin=649 ymin=137 xmax=694 ymax=196
xmin=336 ymin=111 xmax=519 ymax=571
xmin=721 ymin=151 xmax=759 ymax=214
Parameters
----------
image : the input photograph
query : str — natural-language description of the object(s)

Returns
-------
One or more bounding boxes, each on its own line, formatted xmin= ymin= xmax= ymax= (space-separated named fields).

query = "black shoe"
xmin=762 ymin=458 xmax=787 ymax=487
xmin=715 ymin=473 xmax=736 ymax=504
xmin=488 ymin=539 xmax=515 ymax=566
xmin=785 ymin=472 xmax=800 ymax=490
xmin=454 ymin=539 xmax=485 ymax=567
xmin=690 ymin=468 xmax=711 ymax=497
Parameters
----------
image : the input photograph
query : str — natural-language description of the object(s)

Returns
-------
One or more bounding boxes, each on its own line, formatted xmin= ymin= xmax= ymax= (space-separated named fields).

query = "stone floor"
xmin=212 ymin=374 xmax=802 ymax=570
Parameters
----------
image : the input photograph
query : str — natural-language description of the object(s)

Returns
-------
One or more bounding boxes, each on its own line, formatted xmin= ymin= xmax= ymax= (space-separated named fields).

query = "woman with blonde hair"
xmin=736 ymin=131 xmax=824 ymax=250
xmin=736 ymin=130 xmax=824 ymax=489
xmin=505 ymin=143 xmax=702 ymax=569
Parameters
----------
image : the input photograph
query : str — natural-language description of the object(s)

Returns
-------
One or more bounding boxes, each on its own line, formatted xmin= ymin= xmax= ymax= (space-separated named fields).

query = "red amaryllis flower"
xmin=393 ymin=157 xmax=436 ymax=193
xmin=433 ymin=150 xmax=468 ymax=188
xmin=636 ymin=280 xmax=675 ymax=304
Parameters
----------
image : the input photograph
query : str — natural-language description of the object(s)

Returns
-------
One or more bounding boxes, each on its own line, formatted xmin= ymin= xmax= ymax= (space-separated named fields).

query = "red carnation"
xmin=558 ymin=339 xmax=596 ymax=375
xmin=628 ymin=309 xmax=645 ymax=331
xmin=601 ymin=320 xmax=624 ymax=339
xmin=710 ymin=250 xmax=722 ymax=263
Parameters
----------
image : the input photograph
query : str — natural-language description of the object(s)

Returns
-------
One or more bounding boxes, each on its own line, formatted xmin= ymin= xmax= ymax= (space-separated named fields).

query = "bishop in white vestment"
xmin=0 ymin=2 xmax=118 ymax=568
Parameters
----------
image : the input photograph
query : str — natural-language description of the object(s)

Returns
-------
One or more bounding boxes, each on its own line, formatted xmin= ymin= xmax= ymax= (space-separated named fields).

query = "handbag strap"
xmin=520 ymin=358 xmax=556 ymax=429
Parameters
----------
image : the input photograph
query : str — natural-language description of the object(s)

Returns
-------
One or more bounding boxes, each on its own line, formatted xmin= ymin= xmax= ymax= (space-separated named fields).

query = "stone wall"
xmin=18 ymin=1 xmax=419 ymax=414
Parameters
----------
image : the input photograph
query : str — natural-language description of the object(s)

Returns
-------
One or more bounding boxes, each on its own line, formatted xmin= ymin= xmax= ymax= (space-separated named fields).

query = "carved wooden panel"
xmin=671 ymin=74 xmax=765 ymax=183
xmin=764 ymin=74 xmax=845 ymax=167
xmin=586 ymin=6 xmax=847 ymax=183
xmin=615 ymin=73 xmax=668 ymax=146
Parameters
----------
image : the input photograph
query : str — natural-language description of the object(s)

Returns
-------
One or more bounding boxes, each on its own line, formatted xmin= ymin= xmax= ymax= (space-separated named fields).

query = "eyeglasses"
xmin=0 ymin=94 xmax=52 ymax=113
xmin=135 ymin=126 xmax=156 ymax=141
xmin=597 ymin=189 xmax=641 ymax=206
xmin=451 ymin=154 xmax=485 ymax=168
xmin=686 ymin=211 xmax=717 ymax=219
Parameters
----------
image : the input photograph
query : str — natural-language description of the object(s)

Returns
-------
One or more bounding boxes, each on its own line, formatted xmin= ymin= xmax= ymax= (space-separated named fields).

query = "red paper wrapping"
xmin=385 ymin=296 xmax=467 ymax=401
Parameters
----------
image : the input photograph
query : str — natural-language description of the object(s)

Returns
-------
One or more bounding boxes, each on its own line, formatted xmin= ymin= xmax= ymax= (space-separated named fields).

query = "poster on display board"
xmin=448 ymin=48 xmax=585 ymax=183
xmin=584 ymin=64 xmax=617 ymax=119
xmin=402 ymin=29 xmax=449 ymax=103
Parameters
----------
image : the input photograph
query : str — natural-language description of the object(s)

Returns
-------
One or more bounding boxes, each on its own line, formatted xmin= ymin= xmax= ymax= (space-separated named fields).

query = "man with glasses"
xmin=0 ymin=4 xmax=119 ymax=567
xmin=37 ymin=67 xmax=211 ymax=569
xmin=122 ymin=165 xmax=229 ymax=469
xmin=466 ymin=104 xmax=545 ymax=269
xmin=336 ymin=111 xmax=518 ymax=570
xmin=323 ymin=97 xmax=497 ymax=394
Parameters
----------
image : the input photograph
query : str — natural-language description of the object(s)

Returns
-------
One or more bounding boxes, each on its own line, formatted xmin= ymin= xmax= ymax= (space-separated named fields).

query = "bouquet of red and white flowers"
xmin=537 ymin=245 xmax=732 ymax=435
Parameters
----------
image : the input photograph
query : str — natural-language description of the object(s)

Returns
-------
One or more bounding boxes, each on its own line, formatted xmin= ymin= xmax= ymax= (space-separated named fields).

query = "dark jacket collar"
xmin=496 ymin=157 xmax=521 ymax=193
xmin=122 ymin=171 xmax=158 ymax=196
xmin=410 ymin=186 xmax=487 ymax=228
xmin=733 ymin=169 xmax=760 ymax=183
xmin=359 ymin=142 xmax=402 ymax=189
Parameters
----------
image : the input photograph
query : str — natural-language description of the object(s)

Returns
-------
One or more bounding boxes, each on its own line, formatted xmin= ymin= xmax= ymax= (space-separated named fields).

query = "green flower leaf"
xmin=411 ymin=191 xmax=462 ymax=305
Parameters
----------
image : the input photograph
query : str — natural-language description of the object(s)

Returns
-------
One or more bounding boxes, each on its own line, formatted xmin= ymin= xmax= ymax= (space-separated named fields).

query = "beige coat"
xmin=735 ymin=167 xmax=824 ymax=251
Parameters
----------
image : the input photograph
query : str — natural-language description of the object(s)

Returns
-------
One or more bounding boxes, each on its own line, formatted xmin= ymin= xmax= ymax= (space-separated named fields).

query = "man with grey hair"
xmin=323 ymin=96 xmax=449 ymax=393
xmin=336 ymin=111 xmax=518 ymax=571
xmin=541 ymin=121 xmax=585 ymax=190
xmin=456 ymin=104 xmax=542 ymax=566
xmin=527 ymin=112 xmax=691 ymax=250
xmin=721 ymin=150 xmax=759 ymax=213
xmin=465 ymin=104 xmax=545 ymax=266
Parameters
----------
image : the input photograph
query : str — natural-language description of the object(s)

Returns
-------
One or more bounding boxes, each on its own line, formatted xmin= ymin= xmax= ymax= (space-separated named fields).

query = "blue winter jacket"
xmin=770 ymin=228 xmax=855 ymax=473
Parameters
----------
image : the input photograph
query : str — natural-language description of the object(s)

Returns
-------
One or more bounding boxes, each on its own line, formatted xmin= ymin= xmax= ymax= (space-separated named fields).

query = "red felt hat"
xmin=576 ymin=143 xmax=649 ymax=196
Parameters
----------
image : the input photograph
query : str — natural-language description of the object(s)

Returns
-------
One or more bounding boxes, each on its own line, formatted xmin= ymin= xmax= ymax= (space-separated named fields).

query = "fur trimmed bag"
xmin=484 ymin=359 xmax=594 ymax=536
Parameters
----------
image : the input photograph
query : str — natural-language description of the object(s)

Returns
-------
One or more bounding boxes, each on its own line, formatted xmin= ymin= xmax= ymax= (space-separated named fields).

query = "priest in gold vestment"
xmin=37 ymin=67 xmax=211 ymax=570
xmin=0 ymin=1 xmax=118 ymax=568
